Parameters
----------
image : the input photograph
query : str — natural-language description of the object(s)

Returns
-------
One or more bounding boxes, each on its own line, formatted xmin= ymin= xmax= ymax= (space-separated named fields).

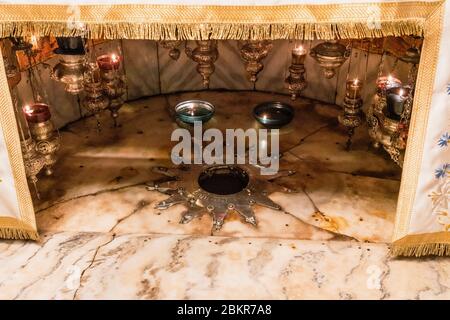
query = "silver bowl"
xmin=175 ymin=100 xmax=215 ymax=124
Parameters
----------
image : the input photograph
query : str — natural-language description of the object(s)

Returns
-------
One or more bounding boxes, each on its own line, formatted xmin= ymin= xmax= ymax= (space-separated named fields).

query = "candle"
xmin=386 ymin=87 xmax=408 ymax=120
xmin=23 ymin=103 xmax=51 ymax=124
xmin=376 ymin=75 xmax=401 ymax=92
xmin=346 ymin=78 xmax=362 ymax=99
xmin=292 ymin=45 xmax=307 ymax=65
xmin=96 ymin=54 xmax=121 ymax=71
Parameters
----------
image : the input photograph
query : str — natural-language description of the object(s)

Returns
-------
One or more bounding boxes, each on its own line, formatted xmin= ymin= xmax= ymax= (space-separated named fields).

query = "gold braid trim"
xmin=0 ymin=217 xmax=39 ymax=240
xmin=392 ymin=232 xmax=450 ymax=257
xmin=393 ymin=2 xmax=446 ymax=250
xmin=0 ymin=2 xmax=441 ymax=40
xmin=0 ymin=45 xmax=37 ymax=240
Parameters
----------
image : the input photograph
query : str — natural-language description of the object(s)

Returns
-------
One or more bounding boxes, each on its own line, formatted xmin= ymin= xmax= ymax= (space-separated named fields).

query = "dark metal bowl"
xmin=253 ymin=101 xmax=294 ymax=128
xmin=175 ymin=100 xmax=215 ymax=124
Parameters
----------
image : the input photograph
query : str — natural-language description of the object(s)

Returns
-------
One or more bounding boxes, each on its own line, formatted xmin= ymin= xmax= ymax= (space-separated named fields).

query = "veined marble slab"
xmin=34 ymin=91 xmax=401 ymax=243
xmin=36 ymin=185 xmax=338 ymax=241
xmin=0 ymin=232 xmax=448 ymax=300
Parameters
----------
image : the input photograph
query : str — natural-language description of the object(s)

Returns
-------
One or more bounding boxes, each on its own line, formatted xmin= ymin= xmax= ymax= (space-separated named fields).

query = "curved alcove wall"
xmin=14 ymin=39 xmax=412 ymax=129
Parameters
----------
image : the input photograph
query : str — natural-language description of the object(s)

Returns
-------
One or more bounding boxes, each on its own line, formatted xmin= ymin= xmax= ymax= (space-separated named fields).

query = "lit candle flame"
xmin=24 ymin=105 xmax=32 ymax=114
xmin=30 ymin=35 xmax=38 ymax=49
xmin=387 ymin=75 xmax=393 ymax=83
xmin=111 ymin=54 xmax=118 ymax=63
xmin=353 ymin=78 xmax=359 ymax=85
xmin=399 ymin=88 xmax=404 ymax=96
xmin=293 ymin=45 xmax=306 ymax=54
xmin=263 ymin=114 xmax=268 ymax=120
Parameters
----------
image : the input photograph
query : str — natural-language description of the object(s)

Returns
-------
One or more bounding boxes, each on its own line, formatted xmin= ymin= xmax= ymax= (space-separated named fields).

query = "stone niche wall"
xmin=14 ymin=39 xmax=412 ymax=128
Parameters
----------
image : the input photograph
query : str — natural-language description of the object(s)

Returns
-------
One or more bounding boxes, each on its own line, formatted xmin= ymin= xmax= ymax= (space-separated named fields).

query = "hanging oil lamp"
xmin=185 ymin=40 xmax=219 ymax=88
xmin=3 ymin=39 xmax=22 ymax=89
xmin=160 ymin=40 xmax=182 ymax=60
xmin=367 ymin=45 xmax=420 ymax=167
xmin=23 ymin=103 xmax=60 ymax=176
xmin=83 ymin=64 xmax=110 ymax=131
xmin=51 ymin=37 xmax=86 ymax=95
xmin=21 ymin=137 xmax=46 ymax=198
xmin=367 ymin=74 xmax=406 ymax=166
xmin=285 ymin=45 xmax=307 ymax=100
xmin=310 ymin=41 xmax=350 ymax=79
xmin=4 ymin=57 xmax=21 ymax=89
xmin=97 ymin=53 xmax=126 ymax=127
xmin=238 ymin=40 xmax=273 ymax=84
xmin=338 ymin=79 xmax=363 ymax=149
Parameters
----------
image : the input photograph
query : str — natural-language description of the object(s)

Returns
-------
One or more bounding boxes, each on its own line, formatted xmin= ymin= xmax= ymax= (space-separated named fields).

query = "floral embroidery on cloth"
xmin=438 ymin=132 xmax=449 ymax=147
xmin=429 ymin=130 xmax=450 ymax=231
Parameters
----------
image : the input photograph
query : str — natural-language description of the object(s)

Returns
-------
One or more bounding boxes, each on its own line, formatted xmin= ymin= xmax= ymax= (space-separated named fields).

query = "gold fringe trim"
xmin=0 ymin=217 xmax=39 ymax=241
xmin=393 ymin=2 xmax=446 ymax=242
xmin=0 ymin=2 xmax=441 ymax=40
xmin=391 ymin=232 xmax=450 ymax=257
xmin=0 ymin=21 xmax=426 ymax=40
xmin=0 ymin=227 xmax=39 ymax=241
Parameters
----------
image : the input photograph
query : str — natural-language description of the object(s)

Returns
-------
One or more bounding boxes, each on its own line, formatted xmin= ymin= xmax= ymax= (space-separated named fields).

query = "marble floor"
xmin=1 ymin=91 xmax=449 ymax=299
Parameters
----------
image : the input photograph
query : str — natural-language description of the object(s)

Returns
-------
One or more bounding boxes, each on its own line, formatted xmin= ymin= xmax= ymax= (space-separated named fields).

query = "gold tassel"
xmin=391 ymin=232 xmax=450 ymax=257
xmin=0 ymin=217 xmax=39 ymax=241
xmin=0 ymin=20 xmax=425 ymax=40
xmin=0 ymin=227 xmax=39 ymax=241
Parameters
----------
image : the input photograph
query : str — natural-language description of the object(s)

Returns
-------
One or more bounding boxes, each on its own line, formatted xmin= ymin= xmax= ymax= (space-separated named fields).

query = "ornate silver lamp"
xmin=97 ymin=54 xmax=126 ymax=127
xmin=367 ymin=46 xmax=420 ymax=166
xmin=338 ymin=79 xmax=364 ymax=150
xmin=51 ymin=37 xmax=86 ymax=94
xmin=83 ymin=64 xmax=110 ymax=131
xmin=23 ymin=103 xmax=60 ymax=176
xmin=160 ymin=40 xmax=182 ymax=60
xmin=238 ymin=40 xmax=273 ymax=84
xmin=285 ymin=45 xmax=307 ymax=100
xmin=185 ymin=40 xmax=219 ymax=88
xmin=310 ymin=41 xmax=350 ymax=79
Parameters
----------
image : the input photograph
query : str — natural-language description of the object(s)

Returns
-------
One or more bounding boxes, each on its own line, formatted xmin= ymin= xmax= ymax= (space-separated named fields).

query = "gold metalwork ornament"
xmin=103 ymin=76 xmax=126 ymax=127
xmin=367 ymin=88 xmax=406 ymax=167
xmin=310 ymin=41 xmax=350 ymax=79
xmin=238 ymin=40 xmax=273 ymax=83
xmin=160 ymin=40 xmax=182 ymax=60
xmin=20 ymin=137 xmax=45 ymax=197
xmin=146 ymin=165 xmax=294 ymax=231
xmin=185 ymin=40 xmax=219 ymax=88
xmin=28 ymin=119 xmax=60 ymax=176
xmin=285 ymin=48 xmax=307 ymax=100
xmin=51 ymin=54 xmax=86 ymax=94
xmin=83 ymin=74 xmax=110 ymax=131
xmin=338 ymin=80 xmax=363 ymax=150
xmin=98 ymin=65 xmax=126 ymax=127
xmin=4 ymin=58 xmax=21 ymax=89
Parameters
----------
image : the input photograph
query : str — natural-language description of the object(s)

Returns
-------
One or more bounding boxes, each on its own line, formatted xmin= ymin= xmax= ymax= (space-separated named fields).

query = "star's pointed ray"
xmin=234 ymin=204 xmax=257 ymax=226
xmin=180 ymin=204 xmax=206 ymax=224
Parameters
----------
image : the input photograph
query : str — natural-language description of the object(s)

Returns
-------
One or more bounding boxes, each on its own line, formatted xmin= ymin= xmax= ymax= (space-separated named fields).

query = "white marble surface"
xmin=4 ymin=91 xmax=443 ymax=300
xmin=0 ymin=232 xmax=448 ymax=300
xmin=33 ymin=91 xmax=401 ymax=243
